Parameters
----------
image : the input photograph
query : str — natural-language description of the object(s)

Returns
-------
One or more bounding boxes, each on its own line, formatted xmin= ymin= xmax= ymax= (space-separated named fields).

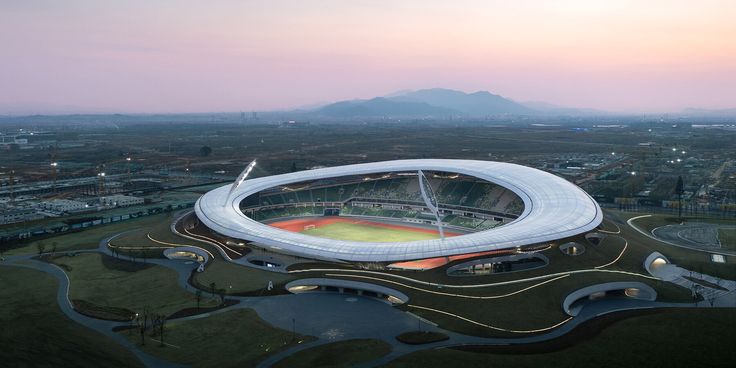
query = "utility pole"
xmin=50 ymin=146 xmax=58 ymax=193
xmin=126 ymin=155 xmax=132 ymax=185
xmin=676 ymin=175 xmax=684 ymax=219
xmin=8 ymin=169 xmax=15 ymax=203
xmin=97 ymin=164 xmax=106 ymax=196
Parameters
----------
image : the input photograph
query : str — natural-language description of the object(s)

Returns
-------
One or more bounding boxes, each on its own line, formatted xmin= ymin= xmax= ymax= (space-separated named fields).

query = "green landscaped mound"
xmin=110 ymin=212 xmax=207 ymax=258
xmin=125 ymin=308 xmax=315 ymax=368
xmin=5 ymin=213 xmax=174 ymax=256
xmin=53 ymin=253 xmax=218 ymax=319
xmin=192 ymin=258 xmax=294 ymax=295
xmin=302 ymin=222 xmax=440 ymax=242
xmin=383 ymin=309 xmax=736 ymax=368
xmin=0 ymin=266 xmax=143 ymax=368
xmin=273 ymin=339 xmax=392 ymax=368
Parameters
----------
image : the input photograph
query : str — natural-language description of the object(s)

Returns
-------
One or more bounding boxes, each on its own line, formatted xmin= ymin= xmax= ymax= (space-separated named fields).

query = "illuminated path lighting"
xmin=290 ymin=265 xmax=659 ymax=290
xmin=324 ymin=273 xmax=571 ymax=299
xmin=408 ymin=304 xmax=573 ymax=334
xmin=224 ymin=159 xmax=257 ymax=207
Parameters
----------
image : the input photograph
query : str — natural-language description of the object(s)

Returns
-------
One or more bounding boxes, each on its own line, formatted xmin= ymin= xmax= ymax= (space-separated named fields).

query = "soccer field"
xmin=301 ymin=222 xmax=441 ymax=242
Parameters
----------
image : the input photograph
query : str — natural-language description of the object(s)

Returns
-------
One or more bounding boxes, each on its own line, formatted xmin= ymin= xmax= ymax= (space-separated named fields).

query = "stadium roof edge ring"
xmin=195 ymin=159 xmax=603 ymax=262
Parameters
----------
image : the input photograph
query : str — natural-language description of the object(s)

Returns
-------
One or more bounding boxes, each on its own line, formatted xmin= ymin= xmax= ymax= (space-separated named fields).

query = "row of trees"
xmin=132 ymin=284 xmax=228 ymax=347
xmin=133 ymin=307 xmax=168 ymax=347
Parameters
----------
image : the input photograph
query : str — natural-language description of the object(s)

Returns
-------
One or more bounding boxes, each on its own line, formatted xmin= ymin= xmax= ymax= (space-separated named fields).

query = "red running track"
xmin=267 ymin=216 xmax=500 ymax=270
xmin=268 ymin=216 xmax=461 ymax=236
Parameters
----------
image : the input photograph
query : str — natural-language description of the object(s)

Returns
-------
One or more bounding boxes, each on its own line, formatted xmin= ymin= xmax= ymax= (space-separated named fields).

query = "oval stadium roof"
xmin=195 ymin=159 xmax=602 ymax=262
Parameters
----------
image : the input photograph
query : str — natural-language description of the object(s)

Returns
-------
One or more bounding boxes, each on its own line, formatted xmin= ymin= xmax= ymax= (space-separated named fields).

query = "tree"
xmin=137 ymin=307 xmax=149 ymax=346
xmin=675 ymin=175 xmax=684 ymax=219
xmin=199 ymin=146 xmax=212 ymax=157
xmin=36 ymin=241 xmax=47 ymax=256
xmin=195 ymin=289 xmax=203 ymax=311
xmin=217 ymin=288 xmax=226 ymax=306
xmin=151 ymin=313 xmax=167 ymax=347
xmin=158 ymin=315 xmax=167 ymax=347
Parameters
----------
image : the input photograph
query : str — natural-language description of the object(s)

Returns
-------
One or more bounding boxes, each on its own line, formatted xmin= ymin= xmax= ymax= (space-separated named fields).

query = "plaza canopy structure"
xmin=195 ymin=159 xmax=602 ymax=263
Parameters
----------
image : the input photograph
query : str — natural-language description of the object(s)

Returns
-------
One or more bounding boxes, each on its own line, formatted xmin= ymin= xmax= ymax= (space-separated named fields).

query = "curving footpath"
xmin=2 ymin=223 xmax=735 ymax=368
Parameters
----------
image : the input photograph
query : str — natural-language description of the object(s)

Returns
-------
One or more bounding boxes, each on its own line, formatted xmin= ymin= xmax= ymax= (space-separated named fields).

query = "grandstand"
xmin=240 ymin=171 xmax=523 ymax=231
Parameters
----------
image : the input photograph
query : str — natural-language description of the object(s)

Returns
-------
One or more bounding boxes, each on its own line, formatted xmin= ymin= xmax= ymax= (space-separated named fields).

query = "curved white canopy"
xmin=195 ymin=159 xmax=602 ymax=262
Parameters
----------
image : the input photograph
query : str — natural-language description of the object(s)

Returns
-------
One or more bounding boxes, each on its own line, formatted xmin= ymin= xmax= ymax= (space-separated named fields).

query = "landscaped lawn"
xmin=192 ymin=258 xmax=294 ymax=295
xmin=55 ymin=252 xmax=217 ymax=318
xmin=383 ymin=309 xmax=736 ymax=368
xmin=273 ymin=339 xmax=392 ymax=368
xmin=6 ymin=213 xmax=172 ymax=256
xmin=302 ymin=222 xmax=440 ymax=242
xmin=0 ymin=266 xmax=143 ymax=367
xmin=125 ymin=308 xmax=315 ymax=368
xmin=109 ymin=213 xmax=206 ymax=257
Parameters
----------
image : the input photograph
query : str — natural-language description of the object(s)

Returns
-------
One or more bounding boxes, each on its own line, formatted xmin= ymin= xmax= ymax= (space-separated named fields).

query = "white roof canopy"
xmin=195 ymin=159 xmax=602 ymax=262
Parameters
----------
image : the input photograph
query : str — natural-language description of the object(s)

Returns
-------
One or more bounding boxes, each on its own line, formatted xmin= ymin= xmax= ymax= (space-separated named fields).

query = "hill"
xmin=315 ymin=97 xmax=457 ymax=117
xmin=389 ymin=88 xmax=534 ymax=115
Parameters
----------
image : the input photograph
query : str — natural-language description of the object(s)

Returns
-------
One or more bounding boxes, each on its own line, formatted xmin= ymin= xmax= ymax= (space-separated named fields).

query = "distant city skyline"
xmin=1 ymin=0 xmax=735 ymax=114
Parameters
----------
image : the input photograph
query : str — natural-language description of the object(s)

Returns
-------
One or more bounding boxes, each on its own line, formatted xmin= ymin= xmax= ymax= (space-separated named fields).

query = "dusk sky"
xmin=1 ymin=0 xmax=735 ymax=113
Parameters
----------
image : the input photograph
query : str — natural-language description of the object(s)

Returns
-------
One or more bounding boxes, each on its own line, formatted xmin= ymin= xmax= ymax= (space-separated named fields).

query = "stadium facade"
xmin=193 ymin=159 xmax=602 ymax=265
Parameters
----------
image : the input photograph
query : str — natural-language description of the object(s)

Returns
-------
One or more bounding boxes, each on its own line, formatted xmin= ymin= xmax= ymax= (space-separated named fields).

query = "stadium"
xmin=187 ymin=159 xmax=603 ymax=270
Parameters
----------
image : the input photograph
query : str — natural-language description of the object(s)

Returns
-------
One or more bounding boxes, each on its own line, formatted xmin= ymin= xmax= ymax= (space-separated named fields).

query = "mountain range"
xmin=314 ymin=88 xmax=534 ymax=117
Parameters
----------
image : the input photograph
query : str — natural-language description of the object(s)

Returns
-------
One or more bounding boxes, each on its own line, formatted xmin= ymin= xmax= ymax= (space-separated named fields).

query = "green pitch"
xmin=301 ymin=222 xmax=440 ymax=242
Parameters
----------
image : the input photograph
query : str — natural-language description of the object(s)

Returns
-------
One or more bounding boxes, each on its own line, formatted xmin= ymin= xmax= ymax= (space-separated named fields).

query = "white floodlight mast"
xmin=224 ymin=160 xmax=257 ymax=207
xmin=417 ymin=170 xmax=445 ymax=240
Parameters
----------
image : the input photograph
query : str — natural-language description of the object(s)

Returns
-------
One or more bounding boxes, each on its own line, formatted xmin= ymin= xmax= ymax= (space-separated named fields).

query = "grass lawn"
xmin=631 ymin=214 xmax=736 ymax=234
xmin=110 ymin=213 xmax=206 ymax=257
xmin=6 ymin=213 xmax=173 ymax=256
xmin=609 ymin=210 xmax=736 ymax=280
xmin=192 ymin=258 xmax=294 ymax=295
xmin=126 ymin=308 xmax=315 ymax=368
xmin=0 ymin=266 xmax=143 ymax=367
xmin=302 ymin=222 xmax=440 ymax=242
xmin=718 ymin=228 xmax=736 ymax=250
xmin=383 ymin=309 xmax=736 ymax=368
xmin=55 ymin=253 xmax=218 ymax=318
xmin=273 ymin=339 xmax=392 ymax=368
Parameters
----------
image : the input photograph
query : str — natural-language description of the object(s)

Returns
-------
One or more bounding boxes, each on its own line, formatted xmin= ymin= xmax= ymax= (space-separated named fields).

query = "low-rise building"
xmin=99 ymin=195 xmax=144 ymax=208
xmin=0 ymin=207 xmax=43 ymax=224
xmin=39 ymin=199 xmax=89 ymax=213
